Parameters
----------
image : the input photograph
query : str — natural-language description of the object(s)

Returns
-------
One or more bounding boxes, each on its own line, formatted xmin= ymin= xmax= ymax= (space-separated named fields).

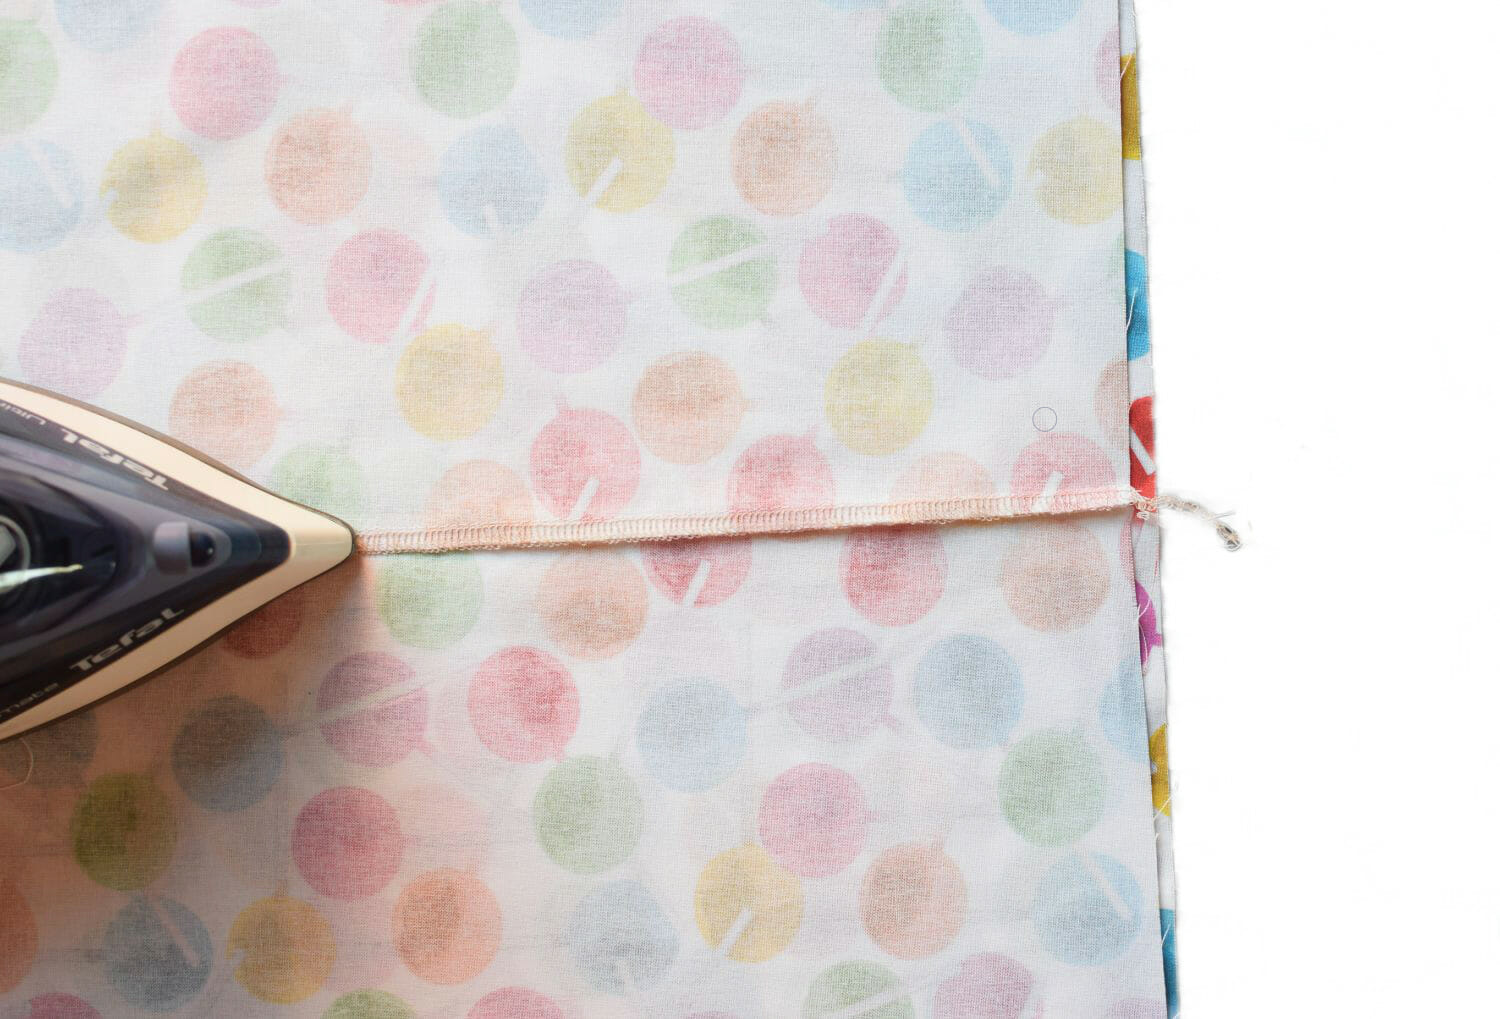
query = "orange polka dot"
xmin=266 ymin=109 xmax=371 ymax=224
xmin=632 ymin=352 xmax=746 ymax=464
xmin=537 ymin=552 xmax=647 ymax=660
xmin=1000 ymin=521 xmax=1110 ymax=632
xmin=423 ymin=460 xmax=532 ymax=531
xmin=222 ymin=584 xmax=304 ymax=659
xmin=732 ymin=102 xmax=835 ymax=217
xmin=0 ymin=879 xmax=38 ymax=993
xmin=392 ymin=869 xmax=502 ymax=985
xmin=1094 ymin=359 xmax=1129 ymax=446
xmin=168 ymin=360 xmax=279 ymax=470
xmin=891 ymin=452 xmax=995 ymax=507
xmin=859 ymin=843 xmax=966 ymax=959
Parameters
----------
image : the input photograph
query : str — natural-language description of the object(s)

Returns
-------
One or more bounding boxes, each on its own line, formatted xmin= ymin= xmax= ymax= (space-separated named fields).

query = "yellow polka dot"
xmin=825 ymin=339 xmax=933 ymax=456
xmin=695 ymin=845 xmax=803 ymax=963
xmin=566 ymin=93 xmax=674 ymax=213
xmin=1150 ymin=724 xmax=1171 ymax=816
xmin=1121 ymin=55 xmax=1142 ymax=161
xmin=396 ymin=324 xmax=503 ymax=441
xmin=101 ymin=134 xmax=206 ymax=243
xmin=1029 ymin=117 xmax=1122 ymax=225
xmin=227 ymin=895 xmax=335 ymax=1004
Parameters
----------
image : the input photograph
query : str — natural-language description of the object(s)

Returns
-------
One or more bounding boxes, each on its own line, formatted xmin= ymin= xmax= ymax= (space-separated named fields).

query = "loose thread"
xmin=1134 ymin=493 xmax=1244 ymax=551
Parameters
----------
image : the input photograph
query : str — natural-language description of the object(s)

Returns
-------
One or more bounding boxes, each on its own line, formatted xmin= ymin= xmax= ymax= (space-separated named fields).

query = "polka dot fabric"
xmin=2 ymin=0 xmax=1183 ymax=1016
xmin=2 ymin=0 xmax=1137 ymax=548
xmin=1 ymin=518 xmax=1169 ymax=1017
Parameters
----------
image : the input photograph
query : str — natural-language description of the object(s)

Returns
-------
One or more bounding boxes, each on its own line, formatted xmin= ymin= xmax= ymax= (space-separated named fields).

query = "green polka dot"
xmin=534 ymin=755 xmax=642 ymax=874
xmin=878 ymin=2 xmax=983 ymax=113
xmin=322 ymin=990 xmax=414 ymax=1019
xmin=271 ymin=445 xmax=365 ymax=525
xmin=375 ymin=555 xmax=483 ymax=649
xmin=669 ymin=216 xmax=775 ymax=329
xmin=0 ymin=20 xmax=58 ymax=133
xmin=71 ymin=774 xmax=176 ymax=891
xmin=998 ymin=730 xmax=1106 ymax=846
xmin=411 ymin=2 xmax=518 ymax=118
xmin=803 ymin=962 xmax=914 ymax=1019
xmin=181 ymin=229 xmax=291 ymax=343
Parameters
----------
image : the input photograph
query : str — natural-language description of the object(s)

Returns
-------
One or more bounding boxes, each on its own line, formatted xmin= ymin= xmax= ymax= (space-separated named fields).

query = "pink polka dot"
xmin=945 ymin=268 xmax=1055 ymax=381
xmin=24 ymin=995 xmax=102 ymax=1019
xmin=1010 ymin=433 xmax=1117 ymax=501
xmin=934 ymin=954 xmax=1034 ymax=1019
xmin=840 ymin=528 xmax=947 ymax=627
xmin=326 ymin=230 xmax=431 ymax=343
xmin=468 ymin=988 xmax=565 ymax=1019
xmin=1096 ymin=29 xmax=1122 ymax=110
xmin=529 ymin=408 xmax=640 ymax=521
xmin=516 ymin=261 xmax=627 ymax=374
xmin=317 ymin=653 xmax=427 ymax=767
xmin=1106 ymin=1000 xmax=1167 ymax=1019
xmin=781 ymin=628 xmax=893 ymax=742
xmin=759 ymin=763 xmax=868 ymax=878
xmin=170 ymin=28 xmax=280 ymax=141
xmin=18 ymin=289 xmax=127 ymax=400
xmin=292 ymin=787 xmax=403 ymax=900
xmin=641 ymin=537 xmax=751 ymax=607
xmin=799 ymin=215 xmax=907 ymax=329
xmin=728 ymin=433 xmax=835 ymax=515
xmin=468 ymin=647 xmax=578 ymax=762
xmin=634 ymin=17 xmax=745 ymax=130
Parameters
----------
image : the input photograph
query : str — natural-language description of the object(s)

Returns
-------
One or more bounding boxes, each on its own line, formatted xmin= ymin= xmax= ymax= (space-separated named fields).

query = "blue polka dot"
xmin=0 ymin=141 xmax=84 ymax=253
xmin=171 ymin=696 xmax=283 ymax=812
xmin=1098 ymin=659 xmax=1149 ymax=762
xmin=439 ymin=126 xmax=546 ymax=237
xmin=103 ymin=896 xmax=213 ymax=1013
xmin=984 ymin=0 xmax=1083 ymax=35
xmin=1125 ymin=249 xmax=1150 ymax=360
xmin=636 ymin=681 xmax=747 ymax=792
xmin=566 ymin=880 xmax=678 ymax=992
xmin=1033 ymin=853 xmax=1143 ymax=966
xmin=519 ymin=0 xmax=621 ymax=38
xmin=914 ymin=635 xmax=1023 ymax=749
xmin=1161 ymin=908 xmax=1180 ymax=1016
xmin=904 ymin=119 xmax=1011 ymax=232
xmin=55 ymin=0 xmax=163 ymax=52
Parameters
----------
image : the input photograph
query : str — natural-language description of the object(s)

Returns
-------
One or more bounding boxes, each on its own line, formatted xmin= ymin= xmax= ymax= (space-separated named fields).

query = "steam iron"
xmin=0 ymin=379 xmax=353 ymax=742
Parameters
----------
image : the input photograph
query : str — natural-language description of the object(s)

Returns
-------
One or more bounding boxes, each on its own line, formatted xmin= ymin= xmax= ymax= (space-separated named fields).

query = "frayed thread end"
xmin=1134 ymin=493 xmax=1243 ymax=551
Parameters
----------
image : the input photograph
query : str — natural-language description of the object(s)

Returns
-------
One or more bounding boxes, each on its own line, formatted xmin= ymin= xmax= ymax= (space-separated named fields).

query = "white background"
xmin=1138 ymin=0 xmax=1500 ymax=1014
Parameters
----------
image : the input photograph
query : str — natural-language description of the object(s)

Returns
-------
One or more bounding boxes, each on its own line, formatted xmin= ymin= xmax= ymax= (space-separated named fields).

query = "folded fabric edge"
xmin=352 ymin=487 xmax=1140 ymax=554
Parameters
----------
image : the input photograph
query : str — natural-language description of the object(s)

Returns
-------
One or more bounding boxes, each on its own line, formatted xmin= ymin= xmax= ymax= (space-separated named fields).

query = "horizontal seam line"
xmin=352 ymin=489 xmax=1138 ymax=554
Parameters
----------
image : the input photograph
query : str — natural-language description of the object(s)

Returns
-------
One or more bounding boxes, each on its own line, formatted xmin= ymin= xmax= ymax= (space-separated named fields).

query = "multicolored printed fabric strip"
xmin=0 ymin=0 xmax=1180 ymax=1017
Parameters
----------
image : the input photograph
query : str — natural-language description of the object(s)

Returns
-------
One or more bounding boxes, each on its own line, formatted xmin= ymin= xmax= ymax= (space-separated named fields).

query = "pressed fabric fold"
xmin=0 ymin=1 xmax=1183 ymax=1018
